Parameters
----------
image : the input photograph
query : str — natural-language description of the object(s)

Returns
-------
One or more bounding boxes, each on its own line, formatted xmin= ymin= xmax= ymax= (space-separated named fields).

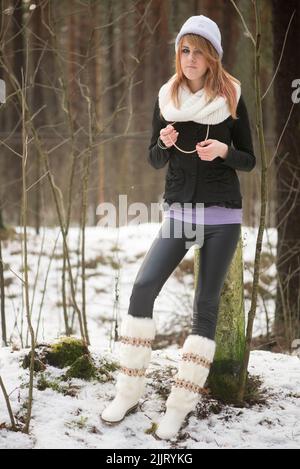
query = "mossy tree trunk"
xmin=194 ymin=235 xmax=245 ymax=403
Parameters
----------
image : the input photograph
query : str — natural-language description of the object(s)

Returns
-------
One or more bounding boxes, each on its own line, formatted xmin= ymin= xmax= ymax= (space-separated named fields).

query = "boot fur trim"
xmin=120 ymin=314 xmax=156 ymax=340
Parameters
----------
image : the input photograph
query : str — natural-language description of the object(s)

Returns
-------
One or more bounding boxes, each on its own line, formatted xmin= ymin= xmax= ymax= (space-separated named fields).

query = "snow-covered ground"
xmin=0 ymin=223 xmax=299 ymax=449
xmin=0 ymin=346 xmax=299 ymax=449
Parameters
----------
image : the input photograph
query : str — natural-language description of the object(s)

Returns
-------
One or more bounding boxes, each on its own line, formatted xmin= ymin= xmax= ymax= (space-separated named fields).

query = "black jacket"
xmin=147 ymin=94 xmax=256 ymax=208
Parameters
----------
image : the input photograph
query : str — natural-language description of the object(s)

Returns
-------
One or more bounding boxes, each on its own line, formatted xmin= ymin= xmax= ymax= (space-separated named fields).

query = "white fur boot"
xmin=155 ymin=335 xmax=216 ymax=440
xmin=101 ymin=314 xmax=156 ymax=424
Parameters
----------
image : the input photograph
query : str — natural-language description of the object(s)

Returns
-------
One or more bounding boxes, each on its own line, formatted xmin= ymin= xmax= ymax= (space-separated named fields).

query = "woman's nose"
xmin=188 ymin=51 xmax=197 ymax=61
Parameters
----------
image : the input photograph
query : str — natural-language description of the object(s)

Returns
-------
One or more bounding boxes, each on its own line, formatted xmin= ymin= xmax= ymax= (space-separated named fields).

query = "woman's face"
xmin=180 ymin=41 xmax=208 ymax=89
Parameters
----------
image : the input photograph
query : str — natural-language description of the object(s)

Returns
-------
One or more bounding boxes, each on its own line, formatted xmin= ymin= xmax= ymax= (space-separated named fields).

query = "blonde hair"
xmin=160 ymin=33 xmax=240 ymax=120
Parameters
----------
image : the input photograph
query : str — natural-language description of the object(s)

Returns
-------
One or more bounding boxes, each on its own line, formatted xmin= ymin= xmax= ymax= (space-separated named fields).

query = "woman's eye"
xmin=182 ymin=49 xmax=202 ymax=55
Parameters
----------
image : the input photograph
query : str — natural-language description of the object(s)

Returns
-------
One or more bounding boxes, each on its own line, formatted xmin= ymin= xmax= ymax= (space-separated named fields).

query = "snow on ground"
xmin=1 ymin=222 xmax=299 ymax=449
xmin=0 ymin=345 xmax=299 ymax=449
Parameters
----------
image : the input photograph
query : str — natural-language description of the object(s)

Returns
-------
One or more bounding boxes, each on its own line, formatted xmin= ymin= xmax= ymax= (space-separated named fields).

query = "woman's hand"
xmin=159 ymin=124 xmax=179 ymax=148
xmin=196 ymin=139 xmax=228 ymax=161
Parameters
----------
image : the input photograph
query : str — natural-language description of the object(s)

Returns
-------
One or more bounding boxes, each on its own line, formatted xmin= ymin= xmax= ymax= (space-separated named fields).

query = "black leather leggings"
xmin=128 ymin=217 xmax=241 ymax=340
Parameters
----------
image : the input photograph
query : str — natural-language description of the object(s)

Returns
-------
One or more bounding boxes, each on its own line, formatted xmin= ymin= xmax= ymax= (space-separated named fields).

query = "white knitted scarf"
xmin=158 ymin=74 xmax=241 ymax=125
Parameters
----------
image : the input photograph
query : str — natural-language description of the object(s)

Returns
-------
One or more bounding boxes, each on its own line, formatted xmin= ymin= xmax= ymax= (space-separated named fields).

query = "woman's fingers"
xmin=160 ymin=126 xmax=174 ymax=136
xmin=164 ymin=132 xmax=178 ymax=146
xmin=160 ymin=128 xmax=178 ymax=147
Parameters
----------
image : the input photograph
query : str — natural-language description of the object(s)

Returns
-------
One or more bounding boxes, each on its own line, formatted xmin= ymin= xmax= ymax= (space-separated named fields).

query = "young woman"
xmin=101 ymin=15 xmax=256 ymax=440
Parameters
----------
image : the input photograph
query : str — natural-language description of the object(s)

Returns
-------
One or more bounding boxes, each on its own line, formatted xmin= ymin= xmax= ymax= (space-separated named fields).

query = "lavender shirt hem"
xmin=164 ymin=205 xmax=242 ymax=225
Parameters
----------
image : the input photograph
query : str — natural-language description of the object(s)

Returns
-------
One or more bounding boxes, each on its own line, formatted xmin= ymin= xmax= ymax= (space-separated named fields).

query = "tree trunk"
xmin=195 ymin=235 xmax=246 ymax=402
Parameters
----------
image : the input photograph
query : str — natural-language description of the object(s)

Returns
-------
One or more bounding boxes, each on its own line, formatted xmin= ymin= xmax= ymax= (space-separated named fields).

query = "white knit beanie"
xmin=175 ymin=15 xmax=223 ymax=59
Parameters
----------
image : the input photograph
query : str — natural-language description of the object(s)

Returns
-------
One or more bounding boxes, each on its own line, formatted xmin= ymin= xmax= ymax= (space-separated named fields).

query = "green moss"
xmin=65 ymin=354 xmax=97 ymax=381
xmin=36 ymin=373 xmax=81 ymax=397
xmin=45 ymin=337 xmax=89 ymax=368
xmin=208 ymin=372 xmax=241 ymax=404
xmin=37 ymin=374 xmax=66 ymax=393
xmin=94 ymin=356 xmax=120 ymax=383
xmin=66 ymin=416 xmax=89 ymax=430
xmin=208 ymin=363 xmax=266 ymax=406
xmin=61 ymin=354 xmax=120 ymax=382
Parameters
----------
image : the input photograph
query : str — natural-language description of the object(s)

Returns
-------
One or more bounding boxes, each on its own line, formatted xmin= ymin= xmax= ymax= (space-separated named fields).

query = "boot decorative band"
xmin=174 ymin=377 xmax=204 ymax=394
xmin=182 ymin=352 xmax=211 ymax=369
xmin=120 ymin=366 xmax=147 ymax=377
xmin=119 ymin=335 xmax=153 ymax=348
